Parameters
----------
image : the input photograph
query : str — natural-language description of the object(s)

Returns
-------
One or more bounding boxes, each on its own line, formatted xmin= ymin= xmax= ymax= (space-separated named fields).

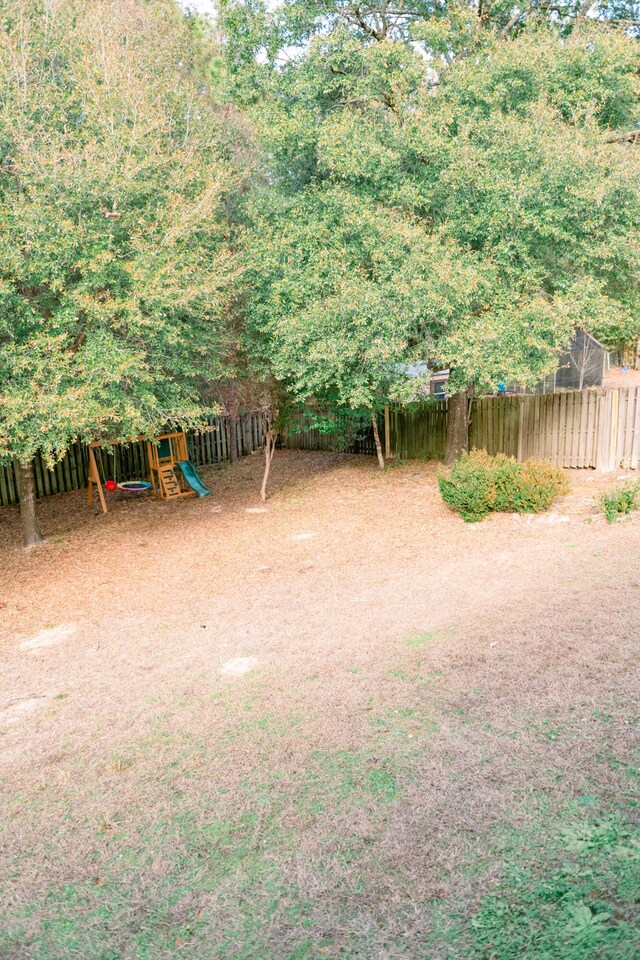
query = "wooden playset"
xmin=147 ymin=431 xmax=202 ymax=502
xmin=88 ymin=431 xmax=209 ymax=514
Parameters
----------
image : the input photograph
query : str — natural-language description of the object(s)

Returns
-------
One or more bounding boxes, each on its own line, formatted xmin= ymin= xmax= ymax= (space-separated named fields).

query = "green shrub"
xmin=493 ymin=455 xmax=525 ymax=512
xmin=438 ymin=449 xmax=497 ymax=521
xmin=438 ymin=449 xmax=569 ymax=522
xmin=600 ymin=482 xmax=640 ymax=521
xmin=513 ymin=460 xmax=571 ymax=513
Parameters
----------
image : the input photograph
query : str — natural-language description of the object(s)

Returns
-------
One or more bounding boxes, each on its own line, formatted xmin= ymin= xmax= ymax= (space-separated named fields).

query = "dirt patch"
xmin=0 ymin=696 xmax=48 ymax=728
xmin=219 ymin=656 xmax=259 ymax=678
xmin=18 ymin=623 xmax=76 ymax=652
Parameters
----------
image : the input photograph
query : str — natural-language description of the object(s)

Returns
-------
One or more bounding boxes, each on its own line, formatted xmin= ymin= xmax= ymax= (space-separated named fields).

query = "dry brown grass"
xmin=0 ymin=452 xmax=639 ymax=959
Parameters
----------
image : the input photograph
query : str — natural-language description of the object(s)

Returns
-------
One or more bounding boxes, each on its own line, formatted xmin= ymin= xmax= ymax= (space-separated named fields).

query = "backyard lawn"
xmin=1 ymin=451 xmax=639 ymax=959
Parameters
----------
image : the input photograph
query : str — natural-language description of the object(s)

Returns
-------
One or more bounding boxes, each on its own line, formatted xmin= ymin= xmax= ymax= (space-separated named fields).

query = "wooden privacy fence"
xmin=284 ymin=413 xmax=383 ymax=457
xmin=388 ymin=402 xmax=447 ymax=461
xmin=0 ymin=413 xmax=265 ymax=508
xmin=515 ymin=391 xmax=601 ymax=468
xmin=389 ymin=387 xmax=640 ymax=470
xmin=3 ymin=388 xmax=639 ymax=508
xmin=608 ymin=387 xmax=640 ymax=470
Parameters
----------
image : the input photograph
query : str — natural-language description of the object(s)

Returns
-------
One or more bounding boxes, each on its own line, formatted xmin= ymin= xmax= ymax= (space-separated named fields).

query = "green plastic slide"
xmin=177 ymin=460 xmax=211 ymax=498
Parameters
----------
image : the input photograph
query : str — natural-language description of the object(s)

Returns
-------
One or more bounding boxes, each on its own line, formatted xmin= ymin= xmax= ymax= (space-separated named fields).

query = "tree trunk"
xmin=444 ymin=390 xmax=469 ymax=466
xmin=371 ymin=412 xmax=385 ymax=469
xmin=260 ymin=430 xmax=277 ymax=503
xmin=16 ymin=459 xmax=44 ymax=548
xmin=228 ymin=414 xmax=239 ymax=463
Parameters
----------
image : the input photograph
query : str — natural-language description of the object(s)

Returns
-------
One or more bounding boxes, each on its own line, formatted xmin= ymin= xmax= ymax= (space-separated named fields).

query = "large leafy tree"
xmin=226 ymin=6 xmax=640 ymax=463
xmin=0 ymin=0 xmax=237 ymax=545
xmin=241 ymin=185 xmax=490 ymax=465
xmin=220 ymin=0 xmax=640 ymax=77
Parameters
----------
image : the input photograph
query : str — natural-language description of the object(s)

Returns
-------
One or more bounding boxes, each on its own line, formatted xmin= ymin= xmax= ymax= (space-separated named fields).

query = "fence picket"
xmin=621 ymin=389 xmax=634 ymax=467
xmin=573 ymin=392 xmax=583 ymax=468
xmin=586 ymin=391 xmax=597 ymax=468
xmin=630 ymin=390 xmax=640 ymax=469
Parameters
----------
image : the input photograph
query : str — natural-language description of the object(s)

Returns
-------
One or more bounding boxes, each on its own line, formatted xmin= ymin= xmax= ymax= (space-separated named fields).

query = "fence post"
xmin=595 ymin=389 xmax=620 ymax=471
xmin=517 ymin=398 xmax=525 ymax=462
xmin=610 ymin=389 xmax=620 ymax=469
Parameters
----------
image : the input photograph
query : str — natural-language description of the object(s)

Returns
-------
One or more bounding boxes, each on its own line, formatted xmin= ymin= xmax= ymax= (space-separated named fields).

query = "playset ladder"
xmin=158 ymin=464 xmax=183 ymax=499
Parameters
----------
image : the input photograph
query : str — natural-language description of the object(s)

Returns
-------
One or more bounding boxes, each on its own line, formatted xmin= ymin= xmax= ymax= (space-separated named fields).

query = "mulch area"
xmin=1 ymin=451 xmax=639 ymax=957
xmin=1 ymin=449 xmax=636 ymax=757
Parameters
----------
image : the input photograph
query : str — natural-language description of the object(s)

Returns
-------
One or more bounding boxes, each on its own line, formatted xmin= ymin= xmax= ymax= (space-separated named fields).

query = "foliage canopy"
xmin=0 ymin=0 xmax=237 ymax=467
xmin=227 ymin=4 xmax=640 ymax=410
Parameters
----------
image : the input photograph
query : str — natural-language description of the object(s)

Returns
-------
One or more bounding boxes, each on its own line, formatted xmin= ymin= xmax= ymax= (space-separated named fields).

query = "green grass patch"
xmin=2 ymin=664 xmax=638 ymax=960
xmin=295 ymin=749 xmax=399 ymax=814
xmin=435 ymin=812 xmax=640 ymax=960
xmin=600 ymin=481 xmax=640 ymax=521
xmin=404 ymin=626 xmax=457 ymax=648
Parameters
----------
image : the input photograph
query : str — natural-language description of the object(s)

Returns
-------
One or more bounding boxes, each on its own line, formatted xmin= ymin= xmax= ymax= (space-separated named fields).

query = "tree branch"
xmin=500 ymin=9 xmax=523 ymax=37
xmin=605 ymin=128 xmax=640 ymax=144
xmin=575 ymin=0 xmax=596 ymax=20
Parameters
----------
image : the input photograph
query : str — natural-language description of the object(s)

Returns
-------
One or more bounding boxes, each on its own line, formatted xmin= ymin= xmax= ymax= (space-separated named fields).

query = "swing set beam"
xmin=87 ymin=445 xmax=109 ymax=513
xmin=88 ymin=436 xmax=151 ymax=514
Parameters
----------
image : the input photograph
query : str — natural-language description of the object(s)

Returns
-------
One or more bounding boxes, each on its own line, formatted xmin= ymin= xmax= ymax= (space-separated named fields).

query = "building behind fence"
xmin=2 ymin=387 xmax=639 ymax=509
xmin=505 ymin=329 xmax=610 ymax=395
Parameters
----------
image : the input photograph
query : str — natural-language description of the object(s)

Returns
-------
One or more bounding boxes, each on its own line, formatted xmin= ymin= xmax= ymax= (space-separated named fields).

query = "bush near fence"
xmin=438 ymin=450 xmax=570 ymax=522
xmin=0 ymin=414 xmax=265 ymax=508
